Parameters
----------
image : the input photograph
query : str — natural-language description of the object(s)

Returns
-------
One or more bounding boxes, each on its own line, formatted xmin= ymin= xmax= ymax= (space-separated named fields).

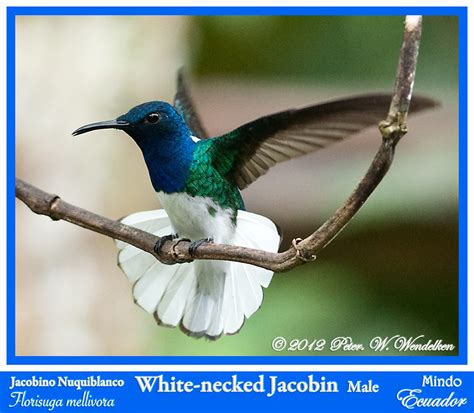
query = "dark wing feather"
xmin=173 ymin=69 xmax=209 ymax=139
xmin=210 ymin=93 xmax=439 ymax=189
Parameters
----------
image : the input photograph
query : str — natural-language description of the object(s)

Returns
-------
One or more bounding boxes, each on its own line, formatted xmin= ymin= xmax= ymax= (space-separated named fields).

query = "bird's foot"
xmin=189 ymin=237 xmax=214 ymax=257
xmin=292 ymin=238 xmax=317 ymax=262
xmin=154 ymin=233 xmax=179 ymax=254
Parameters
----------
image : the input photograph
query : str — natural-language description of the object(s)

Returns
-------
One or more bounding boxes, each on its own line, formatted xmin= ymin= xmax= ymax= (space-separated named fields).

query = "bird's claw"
xmin=292 ymin=238 xmax=316 ymax=262
xmin=189 ymin=237 xmax=214 ymax=257
xmin=154 ymin=233 xmax=179 ymax=254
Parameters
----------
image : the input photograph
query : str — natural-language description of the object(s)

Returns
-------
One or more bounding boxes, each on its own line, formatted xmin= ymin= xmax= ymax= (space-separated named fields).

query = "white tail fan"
xmin=116 ymin=209 xmax=280 ymax=339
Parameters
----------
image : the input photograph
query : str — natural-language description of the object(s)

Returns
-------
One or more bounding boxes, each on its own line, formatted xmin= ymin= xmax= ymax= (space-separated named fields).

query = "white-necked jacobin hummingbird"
xmin=72 ymin=72 xmax=437 ymax=339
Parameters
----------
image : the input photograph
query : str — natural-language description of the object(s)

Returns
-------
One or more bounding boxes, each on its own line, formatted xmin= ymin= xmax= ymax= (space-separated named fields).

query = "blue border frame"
xmin=7 ymin=6 xmax=467 ymax=365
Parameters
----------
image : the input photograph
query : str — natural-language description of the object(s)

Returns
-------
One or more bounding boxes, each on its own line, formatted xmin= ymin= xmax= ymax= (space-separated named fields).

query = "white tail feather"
xmin=157 ymin=265 xmax=196 ymax=326
xmin=116 ymin=209 xmax=280 ymax=339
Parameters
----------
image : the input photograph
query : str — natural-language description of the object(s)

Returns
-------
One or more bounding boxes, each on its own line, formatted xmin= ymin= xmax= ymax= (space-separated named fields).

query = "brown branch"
xmin=16 ymin=16 xmax=423 ymax=273
xmin=295 ymin=15 xmax=423 ymax=259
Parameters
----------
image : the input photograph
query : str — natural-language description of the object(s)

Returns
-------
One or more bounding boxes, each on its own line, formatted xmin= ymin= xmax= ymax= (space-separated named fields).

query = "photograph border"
xmin=7 ymin=6 xmax=467 ymax=365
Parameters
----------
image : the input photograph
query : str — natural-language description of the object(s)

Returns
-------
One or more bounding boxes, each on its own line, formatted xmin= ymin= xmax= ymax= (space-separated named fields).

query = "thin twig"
xmin=295 ymin=15 xmax=423 ymax=259
xmin=16 ymin=16 xmax=423 ymax=273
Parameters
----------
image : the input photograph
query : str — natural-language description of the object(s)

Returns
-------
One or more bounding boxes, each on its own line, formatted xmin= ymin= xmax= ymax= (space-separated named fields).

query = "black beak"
xmin=72 ymin=119 xmax=130 ymax=136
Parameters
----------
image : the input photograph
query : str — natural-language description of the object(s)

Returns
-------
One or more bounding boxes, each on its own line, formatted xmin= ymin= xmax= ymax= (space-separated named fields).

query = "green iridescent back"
xmin=184 ymin=139 xmax=245 ymax=219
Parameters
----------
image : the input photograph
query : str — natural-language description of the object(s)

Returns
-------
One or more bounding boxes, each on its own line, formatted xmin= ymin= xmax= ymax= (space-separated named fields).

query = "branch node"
xmin=172 ymin=239 xmax=194 ymax=263
xmin=48 ymin=195 xmax=61 ymax=221
xmin=152 ymin=238 xmax=192 ymax=265
xmin=292 ymin=238 xmax=317 ymax=262
xmin=378 ymin=113 xmax=408 ymax=143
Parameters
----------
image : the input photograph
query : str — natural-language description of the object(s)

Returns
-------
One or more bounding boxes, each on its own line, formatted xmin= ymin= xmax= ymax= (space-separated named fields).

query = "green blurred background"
xmin=15 ymin=15 xmax=458 ymax=357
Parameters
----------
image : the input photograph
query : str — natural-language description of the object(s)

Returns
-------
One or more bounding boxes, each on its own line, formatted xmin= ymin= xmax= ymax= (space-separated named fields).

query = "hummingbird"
xmin=72 ymin=71 xmax=437 ymax=340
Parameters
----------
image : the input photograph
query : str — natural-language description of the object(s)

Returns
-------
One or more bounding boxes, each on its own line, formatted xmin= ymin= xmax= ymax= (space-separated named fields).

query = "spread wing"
xmin=173 ymin=69 xmax=209 ymax=139
xmin=210 ymin=94 xmax=439 ymax=189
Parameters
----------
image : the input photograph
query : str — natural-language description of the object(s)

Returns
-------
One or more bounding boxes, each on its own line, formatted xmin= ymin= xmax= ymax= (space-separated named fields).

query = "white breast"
xmin=156 ymin=192 xmax=236 ymax=244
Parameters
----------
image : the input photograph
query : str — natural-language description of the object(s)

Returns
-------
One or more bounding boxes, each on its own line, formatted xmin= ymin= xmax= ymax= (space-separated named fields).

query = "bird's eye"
xmin=146 ymin=113 xmax=161 ymax=124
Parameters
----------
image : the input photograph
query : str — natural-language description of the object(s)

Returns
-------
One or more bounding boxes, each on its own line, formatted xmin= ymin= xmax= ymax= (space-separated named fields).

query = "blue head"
xmin=73 ymin=101 xmax=196 ymax=193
